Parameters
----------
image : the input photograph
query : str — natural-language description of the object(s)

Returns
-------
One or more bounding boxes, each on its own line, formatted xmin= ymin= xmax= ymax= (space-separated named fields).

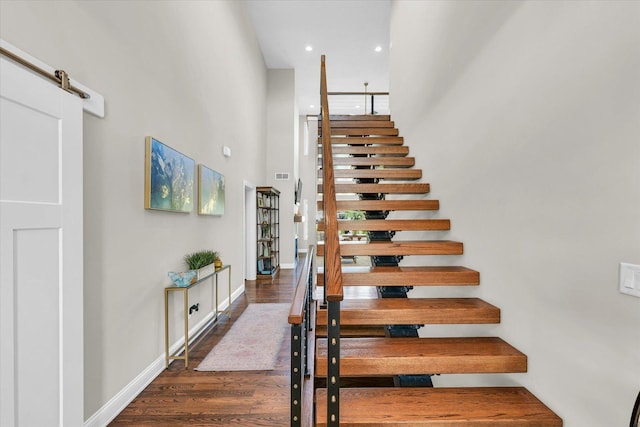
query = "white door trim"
xmin=243 ymin=180 xmax=257 ymax=281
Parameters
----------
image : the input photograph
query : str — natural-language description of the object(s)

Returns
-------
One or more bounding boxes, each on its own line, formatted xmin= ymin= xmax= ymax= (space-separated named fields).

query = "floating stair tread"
xmin=316 ymin=337 xmax=527 ymax=376
xmin=318 ymin=199 xmax=439 ymax=212
xmin=328 ymin=114 xmax=391 ymax=121
xmin=330 ymin=127 xmax=400 ymax=136
xmin=318 ymin=266 xmax=480 ymax=286
xmin=318 ymin=219 xmax=450 ymax=232
xmin=316 ymin=387 xmax=562 ymax=426
xmin=317 ymin=240 xmax=463 ymax=256
xmin=319 ymin=183 xmax=430 ymax=194
xmin=326 ymin=120 xmax=395 ymax=128
xmin=315 ymin=324 xmax=387 ymax=338
xmin=316 ymin=298 xmax=500 ymax=326
xmin=332 ymin=146 xmax=409 ymax=156
xmin=328 ymin=136 xmax=405 ymax=145
xmin=330 ymin=169 xmax=422 ymax=180
xmin=332 ymin=157 xmax=415 ymax=167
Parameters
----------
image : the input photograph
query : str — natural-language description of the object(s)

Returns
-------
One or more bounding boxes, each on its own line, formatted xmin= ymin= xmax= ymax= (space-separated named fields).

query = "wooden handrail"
xmin=320 ymin=55 xmax=344 ymax=302
xmin=288 ymin=245 xmax=315 ymax=325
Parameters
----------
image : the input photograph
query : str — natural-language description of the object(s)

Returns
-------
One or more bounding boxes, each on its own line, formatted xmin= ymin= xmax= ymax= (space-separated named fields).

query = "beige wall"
xmin=390 ymin=1 xmax=640 ymax=426
xmin=1 ymin=0 xmax=267 ymax=420
xmin=266 ymin=69 xmax=297 ymax=267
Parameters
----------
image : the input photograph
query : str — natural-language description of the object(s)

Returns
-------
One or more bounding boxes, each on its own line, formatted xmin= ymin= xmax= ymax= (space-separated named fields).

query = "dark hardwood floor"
xmin=110 ymin=266 xmax=300 ymax=426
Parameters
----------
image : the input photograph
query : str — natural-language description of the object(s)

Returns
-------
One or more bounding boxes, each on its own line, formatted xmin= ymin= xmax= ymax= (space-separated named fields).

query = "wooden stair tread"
xmin=316 ymin=337 xmax=527 ymax=376
xmin=318 ymin=199 xmax=440 ymax=211
xmin=319 ymin=183 xmax=430 ymax=194
xmin=316 ymin=298 xmax=500 ymax=326
xmin=332 ymin=157 xmax=415 ymax=167
xmin=328 ymin=136 xmax=404 ymax=145
xmin=318 ymin=266 xmax=480 ymax=286
xmin=317 ymin=240 xmax=463 ymax=256
xmin=318 ymin=219 xmax=450 ymax=232
xmin=331 ymin=146 xmax=409 ymax=156
xmin=329 ymin=169 xmax=422 ymax=180
xmin=316 ymin=387 xmax=562 ymax=426
xmin=330 ymin=127 xmax=399 ymax=136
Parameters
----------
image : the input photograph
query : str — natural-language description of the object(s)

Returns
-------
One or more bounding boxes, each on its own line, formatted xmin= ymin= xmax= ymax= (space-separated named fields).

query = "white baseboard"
xmin=281 ymin=263 xmax=295 ymax=269
xmin=84 ymin=284 xmax=245 ymax=427
xmin=219 ymin=284 xmax=245 ymax=312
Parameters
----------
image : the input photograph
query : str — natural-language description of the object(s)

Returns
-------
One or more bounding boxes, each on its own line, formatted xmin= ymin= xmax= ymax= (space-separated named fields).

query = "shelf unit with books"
xmin=256 ymin=186 xmax=280 ymax=280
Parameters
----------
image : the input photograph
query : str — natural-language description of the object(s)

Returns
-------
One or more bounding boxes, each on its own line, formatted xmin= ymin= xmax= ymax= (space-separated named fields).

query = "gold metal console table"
xmin=164 ymin=264 xmax=231 ymax=368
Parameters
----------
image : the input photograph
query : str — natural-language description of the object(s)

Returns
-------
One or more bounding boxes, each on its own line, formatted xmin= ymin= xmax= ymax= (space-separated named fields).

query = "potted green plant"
xmin=184 ymin=250 xmax=217 ymax=282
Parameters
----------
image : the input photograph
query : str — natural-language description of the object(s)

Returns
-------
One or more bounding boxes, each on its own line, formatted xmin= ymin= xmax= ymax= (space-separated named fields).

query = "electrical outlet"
xmin=620 ymin=263 xmax=640 ymax=298
xmin=188 ymin=303 xmax=200 ymax=318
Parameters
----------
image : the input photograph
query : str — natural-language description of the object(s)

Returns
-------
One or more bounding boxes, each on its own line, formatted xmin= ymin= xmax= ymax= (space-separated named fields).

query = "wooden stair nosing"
xmin=316 ymin=298 xmax=500 ymax=326
xmin=319 ymin=183 xmax=430 ymax=194
xmin=317 ymin=219 xmax=450 ymax=232
xmin=317 ymin=266 xmax=480 ymax=286
xmin=315 ymin=337 xmax=527 ymax=377
xmin=331 ymin=146 xmax=409 ymax=156
xmin=317 ymin=199 xmax=440 ymax=211
xmin=324 ymin=120 xmax=395 ymax=128
xmin=317 ymin=240 xmax=463 ymax=256
xmin=328 ymin=169 xmax=422 ymax=180
xmin=327 ymin=114 xmax=391 ymax=121
xmin=315 ymin=324 xmax=387 ymax=338
xmin=315 ymin=387 xmax=563 ymax=426
xmin=331 ymin=157 xmax=415 ymax=167
xmin=330 ymin=127 xmax=399 ymax=136
xmin=328 ymin=136 xmax=404 ymax=145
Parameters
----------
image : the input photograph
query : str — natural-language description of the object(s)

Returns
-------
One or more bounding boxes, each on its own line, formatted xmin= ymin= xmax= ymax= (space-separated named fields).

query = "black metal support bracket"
xmin=368 ymin=231 xmax=396 ymax=241
xmin=364 ymin=210 xmax=389 ymax=220
xmin=372 ymin=255 xmax=403 ymax=265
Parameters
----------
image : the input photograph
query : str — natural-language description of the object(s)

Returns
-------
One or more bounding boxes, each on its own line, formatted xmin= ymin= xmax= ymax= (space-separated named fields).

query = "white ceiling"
xmin=245 ymin=0 xmax=391 ymax=116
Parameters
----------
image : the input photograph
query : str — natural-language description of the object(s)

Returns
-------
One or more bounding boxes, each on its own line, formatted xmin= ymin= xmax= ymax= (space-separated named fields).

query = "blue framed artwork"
xmin=144 ymin=136 xmax=194 ymax=212
xmin=198 ymin=164 xmax=225 ymax=215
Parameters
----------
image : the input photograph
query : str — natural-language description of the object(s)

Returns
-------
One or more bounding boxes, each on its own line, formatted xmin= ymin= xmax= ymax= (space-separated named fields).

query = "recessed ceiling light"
xmin=375 ymin=46 xmax=382 ymax=52
xmin=305 ymin=45 xmax=313 ymax=52
xmin=355 ymin=105 xmax=361 ymax=109
xmin=310 ymin=104 xmax=315 ymax=108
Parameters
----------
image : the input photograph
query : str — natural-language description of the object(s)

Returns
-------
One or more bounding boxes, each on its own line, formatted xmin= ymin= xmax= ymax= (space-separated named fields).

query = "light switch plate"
xmin=620 ymin=263 xmax=640 ymax=297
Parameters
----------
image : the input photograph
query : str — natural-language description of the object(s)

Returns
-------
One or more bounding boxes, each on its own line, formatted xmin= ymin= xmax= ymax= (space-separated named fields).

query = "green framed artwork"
xmin=144 ymin=136 xmax=194 ymax=212
xmin=198 ymin=164 xmax=225 ymax=215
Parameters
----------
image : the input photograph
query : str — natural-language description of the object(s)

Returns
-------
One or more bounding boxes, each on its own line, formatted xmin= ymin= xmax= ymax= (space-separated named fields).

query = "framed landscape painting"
xmin=144 ymin=136 xmax=195 ymax=212
xmin=198 ymin=164 xmax=225 ymax=215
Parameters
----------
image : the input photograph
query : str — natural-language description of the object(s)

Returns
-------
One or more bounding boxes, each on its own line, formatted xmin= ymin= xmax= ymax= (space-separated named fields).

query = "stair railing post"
xmin=290 ymin=322 xmax=303 ymax=427
xmin=288 ymin=245 xmax=315 ymax=427
xmin=327 ymin=300 xmax=340 ymax=425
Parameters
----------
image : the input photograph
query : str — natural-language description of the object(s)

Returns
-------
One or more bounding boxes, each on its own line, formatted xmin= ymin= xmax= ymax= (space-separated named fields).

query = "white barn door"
xmin=1 ymin=56 xmax=84 ymax=426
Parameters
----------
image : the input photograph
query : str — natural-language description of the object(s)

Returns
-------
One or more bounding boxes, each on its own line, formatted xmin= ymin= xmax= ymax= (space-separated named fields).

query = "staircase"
xmin=313 ymin=113 xmax=562 ymax=426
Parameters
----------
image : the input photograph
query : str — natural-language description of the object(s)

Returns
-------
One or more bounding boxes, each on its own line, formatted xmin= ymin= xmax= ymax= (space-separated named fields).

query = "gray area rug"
xmin=195 ymin=303 xmax=290 ymax=371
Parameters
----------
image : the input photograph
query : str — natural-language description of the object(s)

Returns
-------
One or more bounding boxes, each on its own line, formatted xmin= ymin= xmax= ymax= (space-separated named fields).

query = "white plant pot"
xmin=196 ymin=263 xmax=215 ymax=281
